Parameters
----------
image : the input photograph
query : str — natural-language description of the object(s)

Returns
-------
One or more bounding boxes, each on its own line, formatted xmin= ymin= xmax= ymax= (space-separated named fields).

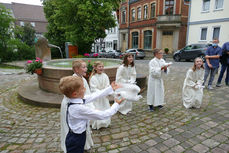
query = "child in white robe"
xmin=183 ymin=57 xmax=205 ymax=109
xmin=89 ymin=61 xmax=111 ymax=129
xmin=116 ymin=53 xmax=136 ymax=115
xmin=147 ymin=49 xmax=171 ymax=111
xmin=60 ymin=59 xmax=94 ymax=153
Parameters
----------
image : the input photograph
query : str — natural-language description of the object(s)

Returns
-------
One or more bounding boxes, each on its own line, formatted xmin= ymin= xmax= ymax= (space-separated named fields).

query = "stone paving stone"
xmin=219 ymin=143 xmax=229 ymax=151
xmin=192 ymin=144 xmax=209 ymax=153
xmin=145 ymin=139 xmax=157 ymax=147
xmin=202 ymin=139 xmax=220 ymax=148
xmin=147 ymin=147 xmax=161 ymax=153
xmin=1 ymin=61 xmax=229 ymax=152
xmin=163 ymin=138 xmax=180 ymax=148
xmin=211 ymin=147 xmax=227 ymax=153
xmin=170 ymin=145 xmax=185 ymax=153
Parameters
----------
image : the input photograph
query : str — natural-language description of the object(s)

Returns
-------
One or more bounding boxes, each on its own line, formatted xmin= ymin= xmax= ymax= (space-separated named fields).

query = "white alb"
xmin=182 ymin=68 xmax=204 ymax=108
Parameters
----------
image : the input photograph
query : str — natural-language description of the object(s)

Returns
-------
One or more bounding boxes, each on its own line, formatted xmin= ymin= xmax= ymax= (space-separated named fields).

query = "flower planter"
xmin=35 ymin=68 xmax=42 ymax=75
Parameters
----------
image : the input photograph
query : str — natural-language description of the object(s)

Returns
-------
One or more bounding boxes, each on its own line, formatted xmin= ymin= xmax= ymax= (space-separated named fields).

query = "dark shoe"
xmin=149 ymin=105 xmax=154 ymax=112
xmin=158 ymin=105 xmax=164 ymax=109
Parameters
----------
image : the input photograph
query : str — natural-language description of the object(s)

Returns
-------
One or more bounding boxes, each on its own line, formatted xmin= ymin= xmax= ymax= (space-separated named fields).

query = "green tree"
xmin=14 ymin=23 xmax=36 ymax=46
xmin=43 ymin=0 xmax=120 ymax=54
xmin=43 ymin=0 xmax=66 ymax=56
xmin=0 ymin=4 xmax=14 ymax=55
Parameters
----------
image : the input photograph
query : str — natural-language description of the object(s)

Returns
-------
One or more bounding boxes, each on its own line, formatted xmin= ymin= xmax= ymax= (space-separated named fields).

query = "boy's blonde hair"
xmin=59 ymin=76 xmax=83 ymax=98
xmin=72 ymin=59 xmax=85 ymax=72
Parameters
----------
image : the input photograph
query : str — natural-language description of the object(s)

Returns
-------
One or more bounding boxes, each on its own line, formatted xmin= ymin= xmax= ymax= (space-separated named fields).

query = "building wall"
xmin=188 ymin=0 xmax=229 ymax=46
xmin=188 ymin=22 xmax=229 ymax=46
xmin=190 ymin=0 xmax=229 ymax=22
xmin=119 ymin=0 xmax=189 ymax=52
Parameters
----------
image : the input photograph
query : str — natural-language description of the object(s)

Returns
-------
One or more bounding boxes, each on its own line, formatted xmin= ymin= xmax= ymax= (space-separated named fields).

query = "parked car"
xmin=114 ymin=50 xmax=122 ymax=58
xmin=173 ymin=44 xmax=210 ymax=62
xmin=106 ymin=50 xmax=116 ymax=58
xmin=123 ymin=49 xmax=145 ymax=59
xmin=98 ymin=50 xmax=107 ymax=58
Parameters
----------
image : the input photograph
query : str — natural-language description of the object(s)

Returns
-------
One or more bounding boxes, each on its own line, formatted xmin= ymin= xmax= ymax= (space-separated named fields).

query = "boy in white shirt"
xmin=59 ymin=76 xmax=124 ymax=153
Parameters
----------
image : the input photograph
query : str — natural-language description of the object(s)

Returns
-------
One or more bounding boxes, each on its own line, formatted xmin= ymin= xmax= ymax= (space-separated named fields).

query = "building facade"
xmin=1 ymin=2 xmax=48 ymax=36
xmin=118 ymin=0 xmax=189 ymax=52
xmin=187 ymin=0 xmax=229 ymax=46
xmin=92 ymin=11 xmax=119 ymax=52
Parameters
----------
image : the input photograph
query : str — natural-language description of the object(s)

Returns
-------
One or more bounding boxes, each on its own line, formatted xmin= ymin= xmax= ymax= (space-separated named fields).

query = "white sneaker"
xmin=208 ymin=85 xmax=213 ymax=90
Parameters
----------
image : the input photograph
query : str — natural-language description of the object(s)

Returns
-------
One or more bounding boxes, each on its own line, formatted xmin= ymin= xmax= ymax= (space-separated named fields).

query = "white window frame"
xmin=144 ymin=5 xmax=148 ymax=19
xmin=214 ymin=0 xmax=224 ymax=10
xmin=20 ymin=21 xmax=24 ymax=26
xmin=212 ymin=26 xmax=221 ymax=40
xmin=163 ymin=0 xmax=176 ymax=15
xmin=202 ymin=0 xmax=210 ymax=12
xmin=199 ymin=27 xmax=208 ymax=41
xmin=150 ymin=2 xmax=156 ymax=18
xmin=121 ymin=10 xmax=126 ymax=24
xmin=137 ymin=7 xmax=141 ymax=20
xmin=30 ymin=22 xmax=35 ymax=27
xmin=131 ymin=9 xmax=136 ymax=21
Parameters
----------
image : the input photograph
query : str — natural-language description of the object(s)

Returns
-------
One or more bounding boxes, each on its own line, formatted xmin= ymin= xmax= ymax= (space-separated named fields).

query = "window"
xmin=123 ymin=34 xmax=126 ymax=41
xmin=202 ymin=0 xmax=210 ymax=12
xmin=213 ymin=27 xmax=220 ymax=39
xmin=132 ymin=32 xmax=139 ymax=48
xmin=200 ymin=28 xmax=207 ymax=40
xmin=132 ymin=9 xmax=135 ymax=21
xmin=215 ymin=0 xmax=223 ymax=9
xmin=122 ymin=10 xmax=126 ymax=23
xmin=20 ymin=21 xmax=24 ymax=26
xmin=144 ymin=5 xmax=148 ymax=19
xmin=162 ymin=31 xmax=173 ymax=35
xmin=151 ymin=3 xmax=156 ymax=18
xmin=165 ymin=0 xmax=174 ymax=15
xmin=30 ymin=22 xmax=35 ymax=27
xmin=137 ymin=7 xmax=141 ymax=20
xmin=144 ymin=30 xmax=152 ymax=49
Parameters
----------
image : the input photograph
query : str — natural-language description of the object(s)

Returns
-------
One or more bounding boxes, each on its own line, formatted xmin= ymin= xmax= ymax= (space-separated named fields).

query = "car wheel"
xmin=174 ymin=55 xmax=181 ymax=62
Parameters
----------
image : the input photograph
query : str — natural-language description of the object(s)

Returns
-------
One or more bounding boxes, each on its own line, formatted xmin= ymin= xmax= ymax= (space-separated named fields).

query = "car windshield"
xmin=137 ymin=49 xmax=144 ymax=52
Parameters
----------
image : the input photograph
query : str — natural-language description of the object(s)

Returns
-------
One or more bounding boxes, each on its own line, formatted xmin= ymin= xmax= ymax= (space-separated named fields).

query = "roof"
xmin=0 ymin=2 xmax=12 ymax=10
xmin=11 ymin=2 xmax=47 ymax=22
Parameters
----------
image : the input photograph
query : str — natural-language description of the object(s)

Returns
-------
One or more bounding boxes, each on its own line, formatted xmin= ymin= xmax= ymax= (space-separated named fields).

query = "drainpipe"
xmin=128 ymin=0 xmax=130 ymax=50
xmin=185 ymin=0 xmax=191 ymax=45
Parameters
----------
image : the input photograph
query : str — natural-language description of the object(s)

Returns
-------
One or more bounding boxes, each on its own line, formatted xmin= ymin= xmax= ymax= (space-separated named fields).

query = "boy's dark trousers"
xmin=65 ymin=131 xmax=86 ymax=153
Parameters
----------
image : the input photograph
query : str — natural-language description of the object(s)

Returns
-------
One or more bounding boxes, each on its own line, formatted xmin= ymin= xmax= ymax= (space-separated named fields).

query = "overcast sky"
xmin=0 ymin=0 xmax=42 ymax=5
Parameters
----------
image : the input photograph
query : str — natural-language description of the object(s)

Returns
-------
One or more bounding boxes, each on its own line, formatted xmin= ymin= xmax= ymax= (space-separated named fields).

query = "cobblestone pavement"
xmin=0 ymin=61 xmax=229 ymax=153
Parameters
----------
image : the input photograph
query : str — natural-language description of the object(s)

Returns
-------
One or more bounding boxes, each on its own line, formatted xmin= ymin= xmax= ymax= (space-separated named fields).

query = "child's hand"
xmin=111 ymin=81 xmax=122 ymax=90
xmin=115 ymin=98 xmax=125 ymax=104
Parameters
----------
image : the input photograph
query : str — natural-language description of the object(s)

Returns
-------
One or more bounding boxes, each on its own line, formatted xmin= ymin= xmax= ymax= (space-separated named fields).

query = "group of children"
xmin=59 ymin=45 xmax=227 ymax=152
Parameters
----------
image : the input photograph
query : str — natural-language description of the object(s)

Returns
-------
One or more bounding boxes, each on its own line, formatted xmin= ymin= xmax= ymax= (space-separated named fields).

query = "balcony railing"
xmin=157 ymin=15 xmax=181 ymax=23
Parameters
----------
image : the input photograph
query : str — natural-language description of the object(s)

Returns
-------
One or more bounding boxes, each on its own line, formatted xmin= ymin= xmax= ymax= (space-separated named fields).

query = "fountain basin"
xmin=38 ymin=58 xmax=121 ymax=94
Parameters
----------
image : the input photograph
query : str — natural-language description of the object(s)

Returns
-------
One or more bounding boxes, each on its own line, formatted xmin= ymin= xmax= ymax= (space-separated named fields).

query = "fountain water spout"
xmin=48 ymin=44 xmax=63 ymax=58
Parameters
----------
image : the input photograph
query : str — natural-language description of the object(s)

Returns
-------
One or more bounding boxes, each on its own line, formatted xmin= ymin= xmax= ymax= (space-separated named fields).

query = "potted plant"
xmin=164 ymin=48 xmax=169 ymax=54
xmin=25 ymin=57 xmax=43 ymax=75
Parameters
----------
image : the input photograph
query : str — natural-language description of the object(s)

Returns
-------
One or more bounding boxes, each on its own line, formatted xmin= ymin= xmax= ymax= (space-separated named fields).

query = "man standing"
xmin=216 ymin=41 xmax=229 ymax=87
xmin=203 ymin=39 xmax=222 ymax=90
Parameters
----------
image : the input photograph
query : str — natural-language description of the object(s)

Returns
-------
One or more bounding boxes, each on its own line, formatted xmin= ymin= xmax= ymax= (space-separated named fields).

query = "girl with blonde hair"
xmin=89 ymin=61 xmax=111 ymax=129
xmin=183 ymin=57 xmax=205 ymax=108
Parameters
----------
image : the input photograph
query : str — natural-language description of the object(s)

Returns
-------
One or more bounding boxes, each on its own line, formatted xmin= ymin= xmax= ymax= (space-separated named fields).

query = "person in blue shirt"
xmin=216 ymin=41 xmax=229 ymax=87
xmin=203 ymin=39 xmax=222 ymax=90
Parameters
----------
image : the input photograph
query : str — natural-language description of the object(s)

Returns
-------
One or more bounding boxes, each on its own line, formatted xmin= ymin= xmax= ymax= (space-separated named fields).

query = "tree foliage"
xmin=0 ymin=4 xmax=14 ymax=51
xmin=14 ymin=23 xmax=36 ymax=46
xmin=43 ymin=0 xmax=120 ymax=54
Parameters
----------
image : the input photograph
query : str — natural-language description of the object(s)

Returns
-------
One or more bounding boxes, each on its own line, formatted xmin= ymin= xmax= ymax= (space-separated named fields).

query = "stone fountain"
xmin=18 ymin=37 xmax=122 ymax=107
